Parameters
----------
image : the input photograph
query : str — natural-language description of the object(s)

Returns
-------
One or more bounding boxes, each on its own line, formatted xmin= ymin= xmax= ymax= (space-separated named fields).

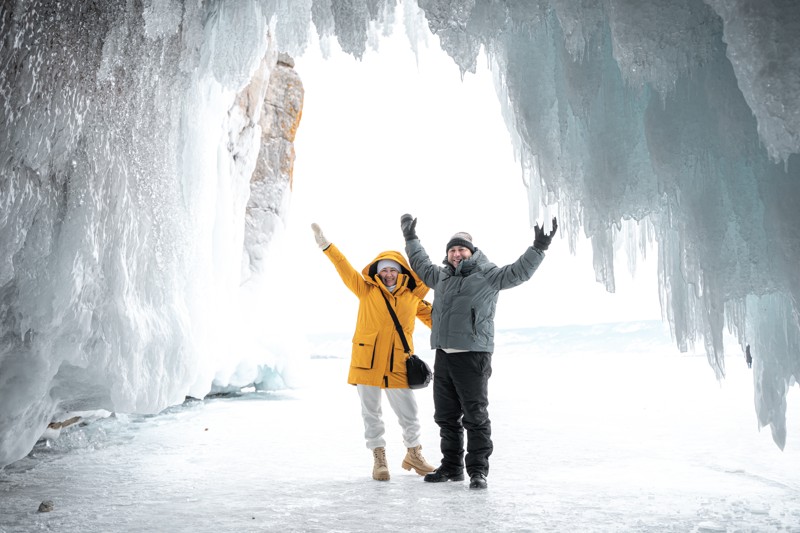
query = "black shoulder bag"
xmin=380 ymin=294 xmax=432 ymax=389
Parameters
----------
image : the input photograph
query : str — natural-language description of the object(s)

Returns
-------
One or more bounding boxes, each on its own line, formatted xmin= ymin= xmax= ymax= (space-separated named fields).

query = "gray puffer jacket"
xmin=405 ymin=239 xmax=545 ymax=353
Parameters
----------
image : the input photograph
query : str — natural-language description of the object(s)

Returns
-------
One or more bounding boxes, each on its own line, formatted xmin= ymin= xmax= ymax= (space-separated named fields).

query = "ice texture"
xmin=705 ymin=0 xmax=800 ymax=164
xmin=1 ymin=0 xmax=799 ymax=468
xmin=0 ymin=0 xmax=295 ymax=467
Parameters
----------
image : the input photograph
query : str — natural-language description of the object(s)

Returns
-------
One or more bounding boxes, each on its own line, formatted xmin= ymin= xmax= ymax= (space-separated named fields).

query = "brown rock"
xmin=47 ymin=416 xmax=81 ymax=430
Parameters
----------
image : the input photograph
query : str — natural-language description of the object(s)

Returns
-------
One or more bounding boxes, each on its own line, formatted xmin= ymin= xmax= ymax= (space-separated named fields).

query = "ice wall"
xmin=0 ymin=0 xmax=302 ymax=468
xmin=1 ymin=0 xmax=799 ymax=467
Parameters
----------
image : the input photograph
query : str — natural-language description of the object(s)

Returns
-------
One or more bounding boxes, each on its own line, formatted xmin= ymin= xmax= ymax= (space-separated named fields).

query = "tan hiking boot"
xmin=372 ymin=447 xmax=390 ymax=481
xmin=401 ymin=445 xmax=435 ymax=475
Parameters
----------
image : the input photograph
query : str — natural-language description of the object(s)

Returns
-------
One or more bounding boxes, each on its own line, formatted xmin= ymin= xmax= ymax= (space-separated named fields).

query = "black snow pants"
xmin=432 ymin=349 xmax=493 ymax=476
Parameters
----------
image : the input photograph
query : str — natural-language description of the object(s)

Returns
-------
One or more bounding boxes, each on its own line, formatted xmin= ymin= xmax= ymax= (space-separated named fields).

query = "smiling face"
xmin=447 ymin=245 xmax=473 ymax=268
xmin=378 ymin=267 xmax=399 ymax=287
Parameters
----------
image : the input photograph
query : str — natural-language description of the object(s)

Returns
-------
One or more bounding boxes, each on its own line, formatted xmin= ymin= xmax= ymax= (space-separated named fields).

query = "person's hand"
xmin=534 ymin=217 xmax=558 ymax=250
xmin=401 ymin=214 xmax=418 ymax=241
xmin=311 ymin=223 xmax=331 ymax=250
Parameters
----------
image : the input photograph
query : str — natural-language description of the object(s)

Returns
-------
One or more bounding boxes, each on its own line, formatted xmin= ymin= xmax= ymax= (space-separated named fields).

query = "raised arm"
xmin=401 ymin=214 xmax=440 ymax=288
xmin=311 ymin=223 xmax=369 ymax=298
xmin=485 ymin=217 xmax=558 ymax=290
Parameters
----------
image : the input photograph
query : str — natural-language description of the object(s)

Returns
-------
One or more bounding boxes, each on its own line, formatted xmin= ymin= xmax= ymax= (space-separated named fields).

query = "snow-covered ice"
xmin=2 ymin=323 xmax=798 ymax=532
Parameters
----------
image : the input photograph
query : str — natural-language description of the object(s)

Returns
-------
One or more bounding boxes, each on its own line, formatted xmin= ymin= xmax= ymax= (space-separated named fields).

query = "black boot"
xmin=469 ymin=473 xmax=487 ymax=489
xmin=423 ymin=467 xmax=465 ymax=483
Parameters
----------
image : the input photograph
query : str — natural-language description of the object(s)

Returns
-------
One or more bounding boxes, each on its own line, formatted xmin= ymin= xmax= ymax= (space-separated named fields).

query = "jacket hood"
xmin=364 ymin=250 xmax=427 ymax=293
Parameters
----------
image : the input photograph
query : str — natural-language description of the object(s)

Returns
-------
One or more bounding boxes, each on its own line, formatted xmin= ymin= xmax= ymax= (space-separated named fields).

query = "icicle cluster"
xmin=411 ymin=0 xmax=800 ymax=449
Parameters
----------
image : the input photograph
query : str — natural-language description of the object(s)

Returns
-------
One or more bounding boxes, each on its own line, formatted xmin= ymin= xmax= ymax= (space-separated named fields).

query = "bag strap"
xmin=380 ymin=293 xmax=412 ymax=355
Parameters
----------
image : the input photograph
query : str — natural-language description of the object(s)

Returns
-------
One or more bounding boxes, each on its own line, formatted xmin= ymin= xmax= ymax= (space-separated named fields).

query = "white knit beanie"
xmin=376 ymin=259 xmax=402 ymax=273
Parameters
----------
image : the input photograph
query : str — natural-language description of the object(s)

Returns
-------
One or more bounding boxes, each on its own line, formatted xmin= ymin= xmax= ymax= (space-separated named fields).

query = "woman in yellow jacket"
xmin=312 ymin=223 xmax=435 ymax=481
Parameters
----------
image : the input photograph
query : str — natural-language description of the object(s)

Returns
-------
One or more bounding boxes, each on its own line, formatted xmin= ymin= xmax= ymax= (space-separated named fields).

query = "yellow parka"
xmin=323 ymin=244 xmax=432 ymax=388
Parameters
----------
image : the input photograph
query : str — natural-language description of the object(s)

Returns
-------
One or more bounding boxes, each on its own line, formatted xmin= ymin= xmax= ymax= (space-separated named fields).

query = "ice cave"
xmin=0 ymin=0 xmax=798 ymax=470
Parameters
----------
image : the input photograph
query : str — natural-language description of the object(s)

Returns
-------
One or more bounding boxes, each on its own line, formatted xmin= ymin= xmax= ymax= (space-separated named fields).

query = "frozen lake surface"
xmin=1 ymin=323 xmax=799 ymax=532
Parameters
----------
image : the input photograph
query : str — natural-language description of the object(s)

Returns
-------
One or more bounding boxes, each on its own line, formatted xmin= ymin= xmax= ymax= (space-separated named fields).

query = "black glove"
xmin=401 ymin=213 xmax=418 ymax=241
xmin=534 ymin=217 xmax=558 ymax=250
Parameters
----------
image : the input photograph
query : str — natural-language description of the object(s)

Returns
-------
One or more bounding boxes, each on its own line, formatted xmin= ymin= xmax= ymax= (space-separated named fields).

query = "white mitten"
xmin=311 ymin=223 xmax=331 ymax=250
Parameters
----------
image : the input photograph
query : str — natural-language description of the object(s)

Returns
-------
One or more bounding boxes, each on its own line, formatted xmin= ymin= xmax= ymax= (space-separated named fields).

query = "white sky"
xmin=279 ymin=18 xmax=662 ymax=335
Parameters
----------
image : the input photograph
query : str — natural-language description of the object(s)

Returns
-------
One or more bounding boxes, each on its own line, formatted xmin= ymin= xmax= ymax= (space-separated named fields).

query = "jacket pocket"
xmin=352 ymin=331 xmax=379 ymax=369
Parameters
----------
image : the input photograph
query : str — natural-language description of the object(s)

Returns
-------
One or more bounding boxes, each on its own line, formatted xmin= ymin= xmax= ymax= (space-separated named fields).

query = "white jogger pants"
xmin=356 ymin=384 xmax=421 ymax=450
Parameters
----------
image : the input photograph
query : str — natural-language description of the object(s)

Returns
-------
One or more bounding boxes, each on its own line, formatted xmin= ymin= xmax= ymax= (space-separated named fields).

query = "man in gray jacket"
xmin=400 ymin=213 xmax=557 ymax=489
